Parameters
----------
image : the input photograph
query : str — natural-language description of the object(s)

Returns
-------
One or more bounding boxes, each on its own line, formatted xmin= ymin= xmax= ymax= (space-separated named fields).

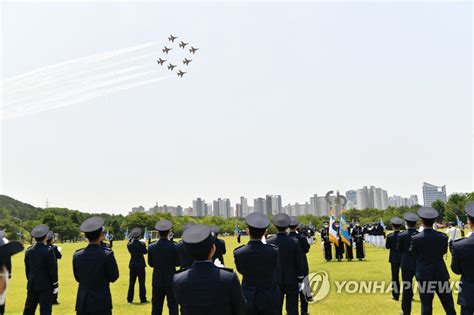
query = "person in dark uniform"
xmin=451 ymin=201 xmax=474 ymax=315
xmin=385 ymin=217 xmax=403 ymax=301
xmin=289 ymin=216 xmax=311 ymax=315
xmin=0 ymin=238 xmax=23 ymax=315
xmin=0 ymin=231 xmax=12 ymax=281
xmin=397 ymin=212 xmax=419 ymax=315
xmin=234 ymin=212 xmax=279 ymax=315
xmin=409 ymin=207 xmax=456 ymax=315
xmin=46 ymin=231 xmax=62 ymax=305
xmin=23 ymin=224 xmax=58 ymax=315
xmin=333 ymin=221 xmax=344 ymax=262
xmin=267 ymin=213 xmax=304 ymax=315
xmin=127 ymin=227 xmax=147 ymax=303
xmin=320 ymin=222 xmax=332 ymax=261
xmin=109 ymin=234 xmax=114 ymax=248
xmin=73 ymin=217 xmax=119 ymax=315
xmin=211 ymin=225 xmax=226 ymax=265
xmin=345 ymin=223 xmax=354 ymax=262
xmin=173 ymin=224 xmax=246 ymax=315
xmin=177 ymin=222 xmax=195 ymax=269
xmin=351 ymin=223 xmax=365 ymax=261
xmin=148 ymin=220 xmax=180 ymax=315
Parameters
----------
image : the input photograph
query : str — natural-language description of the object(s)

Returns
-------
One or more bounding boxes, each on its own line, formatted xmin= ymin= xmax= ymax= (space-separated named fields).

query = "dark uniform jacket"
xmin=24 ymin=243 xmax=58 ymax=291
xmin=177 ymin=241 xmax=194 ymax=269
xmin=385 ymin=231 xmax=402 ymax=265
xmin=128 ymin=239 xmax=147 ymax=269
xmin=173 ymin=261 xmax=246 ymax=315
xmin=73 ymin=244 xmax=119 ymax=313
xmin=451 ymin=235 xmax=474 ymax=308
xmin=289 ymin=231 xmax=310 ymax=275
xmin=212 ymin=238 xmax=226 ymax=265
xmin=409 ymin=229 xmax=450 ymax=281
xmin=266 ymin=232 xmax=304 ymax=285
xmin=397 ymin=228 xmax=418 ymax=271
xmin=320 ymin=228 xmax=330 ymax=243
xmin=148 ymin=238 xmax=180 ymax=287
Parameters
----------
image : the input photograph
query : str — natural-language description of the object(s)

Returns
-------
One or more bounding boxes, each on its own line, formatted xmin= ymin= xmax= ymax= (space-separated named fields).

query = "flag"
xmin=329 ymin=208 xmax=339 ymax=246
xmin=105 ymin=230 xmax=110 ymax=241
xmin=124 ymin=228 xmax=129 ymax=239
xmin=339 ymin=209 xmax=351 ymax=246
xmin=380 ymin=219 xmax=385 ymax=229
xmin=456 ymin=215 xmax=463 ymax=227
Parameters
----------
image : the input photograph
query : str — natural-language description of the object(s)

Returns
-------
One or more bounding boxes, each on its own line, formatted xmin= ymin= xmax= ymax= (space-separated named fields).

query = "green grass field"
xmin=7 ymin=235 xmax=463 ymax=315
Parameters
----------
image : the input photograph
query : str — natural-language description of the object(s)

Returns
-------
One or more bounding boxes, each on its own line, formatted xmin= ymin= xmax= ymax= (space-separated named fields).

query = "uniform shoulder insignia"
xmin=26 ymin=245 xmax=33 ymax=250
xmin=267 ymin=243 xmax=278 ymax=248
xmin=233 ymin=244 xmax=245 ymax=252
xmin=453 ymin=238 xmax=465 ymax=243
xmin=175 ymin=267 xmax=189 ymax=274
xmin=74 ymin=247 xmax=85 ymax=253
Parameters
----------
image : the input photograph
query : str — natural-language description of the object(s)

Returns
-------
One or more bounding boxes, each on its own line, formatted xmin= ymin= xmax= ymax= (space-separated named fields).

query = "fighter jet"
xmin=162 ymin=46 xmax=172 ymax=54
xmin=157 ymin=58 xmax=167 ymax=65
xmin=168 ymin=34 xmax=178 ymax=43
xmin=168 ymin=63 xmax=177 ymax=71
xmin=177 ymin=70 xmax=186 ymax=77
xmin=179 ymin=41 xmax=189 ymax=49
xmin=189 ymin=46 xmax=199 ymax=54
xmin=183 ymin=58 xmax=192 ymax=66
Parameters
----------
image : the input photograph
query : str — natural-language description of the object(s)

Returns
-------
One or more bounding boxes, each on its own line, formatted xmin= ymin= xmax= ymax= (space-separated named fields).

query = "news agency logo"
xmin=303 ymin=271 xmax=461 ymax=304
xmin=303 ymin=271 xmax=331 ymax=303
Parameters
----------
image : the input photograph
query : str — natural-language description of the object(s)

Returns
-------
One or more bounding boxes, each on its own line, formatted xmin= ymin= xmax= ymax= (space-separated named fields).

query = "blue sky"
xmin=1 ymin=2 xmax=472 ymax=213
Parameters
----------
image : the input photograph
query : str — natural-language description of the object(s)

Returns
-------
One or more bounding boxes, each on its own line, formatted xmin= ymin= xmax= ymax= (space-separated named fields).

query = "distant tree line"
xmin=1 ymin=192 xmax=473 ymax=241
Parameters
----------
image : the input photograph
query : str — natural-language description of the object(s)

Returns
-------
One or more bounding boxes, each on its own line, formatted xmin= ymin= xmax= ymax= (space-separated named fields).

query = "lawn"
xmin=7 ymin=234 xmax=463 ymax=315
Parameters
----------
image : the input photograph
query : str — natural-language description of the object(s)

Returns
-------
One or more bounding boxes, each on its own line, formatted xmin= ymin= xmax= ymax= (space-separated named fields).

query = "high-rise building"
xmin=265 ymin=195 xmax=273 ymax=216
xmin=192 ymin=198 xmax=206 ymax=217
xmin=131 ymin=206 xmax=145 ymax=213
xmin=213 ymin=198 xmax=232 ymax=218
xmin=254 ymin=198 xmax=266 ymax=214
xmin=240 ymin=197 xmax=249 ymax=217
xmin=176 ymin=205 xmax=183 ymax=216
xmin=423 ymin=182 xmax=447 ymax=206
xmin=346 ymin=190 xmax=357 ymax=205
xmin=355 ymin=186 xmax=388 ymax=210
xmin=271 ymin=195 xmax=282 ymax=214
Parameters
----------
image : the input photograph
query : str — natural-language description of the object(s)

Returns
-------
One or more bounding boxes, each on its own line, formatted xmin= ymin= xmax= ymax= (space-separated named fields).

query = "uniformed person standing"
xmin=211 ymin=225 xmax=226 ymax=265
xmin=0 ymin=239 xmax=24 ymax=315
xmin=397 ymin=212 xmax=419 ymax=315
xmin=451 ymin=201 xmax=474 ymax=315
xmin=351 ymin=223 xmax=365 ymax=261
xmin=23 ymin=224 xmax=58 ymax=315
xmin=267 ymin=213 xmax=304 ymax=315
xmin=73 ymin=217 xmax=119 ymax=315
xmin=289 ymin=216 xmax=311 ymax=315
xmin=333 ymin=221 xmax=344 ymax=262
xmin=234 ymin=212 xmax=279 ymax=315
xmin=148 ymin=220 xmax=180 ymax=315
xmin=385 ymin=217 xmax=403 ymax=301
xmin=177 ymin=222 xmax=195 ymax=269
xmin=409 ymin=207 xmax=456 ymax=315
xmin=46 ymin=231 xmax=62 ymax=305
xmin=173 ymin=224 xmax=246 ymax=314
xmin=320 ymin=222 xmax=332 ymax=261
xmin=127 ymin=227 xmax=148 ymax=303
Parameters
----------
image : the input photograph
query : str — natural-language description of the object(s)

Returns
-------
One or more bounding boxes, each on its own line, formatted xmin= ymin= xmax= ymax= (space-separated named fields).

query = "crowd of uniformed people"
xmin=0 ymin=202 xmax=473 ymax=315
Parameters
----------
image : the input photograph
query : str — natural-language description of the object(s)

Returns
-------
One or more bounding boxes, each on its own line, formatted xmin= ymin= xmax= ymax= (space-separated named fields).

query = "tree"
xmin=431 ymin=199 xmax=446 ymax=221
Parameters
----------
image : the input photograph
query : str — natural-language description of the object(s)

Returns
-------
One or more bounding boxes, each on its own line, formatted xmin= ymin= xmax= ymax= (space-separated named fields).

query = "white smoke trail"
xmin=1 ymin=41 xmax=172 ymax=120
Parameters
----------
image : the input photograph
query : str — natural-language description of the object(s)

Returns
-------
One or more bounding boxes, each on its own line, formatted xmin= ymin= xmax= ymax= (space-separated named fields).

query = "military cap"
xmin=155 ymin=220 xmax=172 ymax=231
xmin=80 ymin=216 xmax=104 ymax=233
xmin=183 ymin=222 xmax=195 ymax=231
xmin=403 ymin=212 xmax=419 ymax=222
xmin=47 ymin=231 xmax=54 ymax=241
xmin=289 ymin=216 xmax=299 ymax=227
xmin=0 ymin=241 xmax=24 ymax=258
xmin=245 ymin=212 xmax=269 ymax=229
xmin=129 ymin=227 xmax=142 ymax=238
xmin=390 ymin=217 xmax=403 ymax=225
xmin=465 ymin=201 xmax=474 ymax=217
xmin=272 ymin=213 xmax=291 ymax=228
xmin=31 ymin=224 xmax=49 ymax=238
xmin=417 ymin=207 xmax=439 ymax=220
xmin=182 ymin=224 xmax=214 ymax=257
xmin=210 ymin=225 xmax=221 ymax=234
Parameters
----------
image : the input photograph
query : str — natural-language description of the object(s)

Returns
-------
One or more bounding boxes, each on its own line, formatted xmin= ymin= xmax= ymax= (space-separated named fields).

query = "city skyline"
xmin=2 ymin=3 xmax=471 ymax=214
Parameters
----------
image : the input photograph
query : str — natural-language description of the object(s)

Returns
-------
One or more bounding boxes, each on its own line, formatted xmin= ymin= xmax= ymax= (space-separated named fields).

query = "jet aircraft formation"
xmin=157 ymin=34 xmax=199 ymax=78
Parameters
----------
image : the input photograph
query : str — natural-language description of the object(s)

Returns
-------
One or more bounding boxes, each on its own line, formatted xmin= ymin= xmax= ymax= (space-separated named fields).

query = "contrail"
xmin=3 ymin=76 xmax=169 ymax=120
xmin=1 ymin=41 xmax=170 ymax=120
